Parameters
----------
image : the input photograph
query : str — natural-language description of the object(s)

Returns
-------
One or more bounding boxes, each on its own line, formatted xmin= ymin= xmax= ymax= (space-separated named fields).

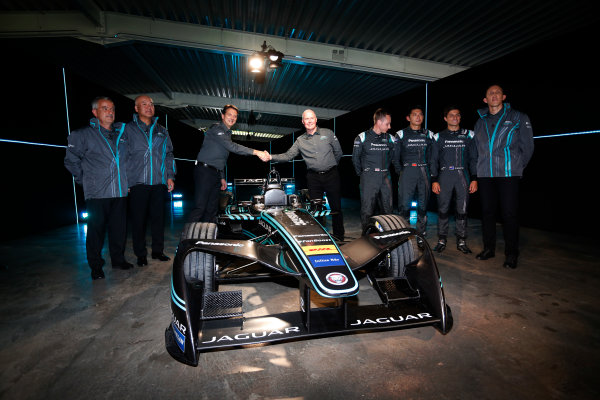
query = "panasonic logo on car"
xmin=201 ymin=326 xmax=301 ymax=344
xmin=195 ymin=240 xmax=244 ymax=247
xmin=373 ymin=230 xmax=411 ymax=239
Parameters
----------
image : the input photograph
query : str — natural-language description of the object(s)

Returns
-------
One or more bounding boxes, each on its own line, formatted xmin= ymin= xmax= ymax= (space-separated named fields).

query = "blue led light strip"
xmin=534 ymin=130 xmax=600 ymax=139
xmin=63 ymin=67 xmax=78 ymax=225
xmin=0 ymin=138 xmax=66 ymax=148
xmin=3 ymin=131 xmax=598 ymax=152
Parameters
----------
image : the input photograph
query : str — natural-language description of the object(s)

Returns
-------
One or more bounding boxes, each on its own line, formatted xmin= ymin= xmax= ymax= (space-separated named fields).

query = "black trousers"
xmin=478 ymin=177 xmax=521 ymax=257
xmin=398 ymin=166 xmax=431 ymax=235
xmin=188 ymin=164 xmax=221 ymax=223
xmin=307 ymin=167 xmax=345 ymax=238
xmin=129 ymin=184 xmax=167 ymax=257
xmin=359 ymin=172 xmax=393 ymax=230
xmin=85 ymin=197 xmax=127 ymax=269
xmin=436 ymin=170 xmax=470 ymax=239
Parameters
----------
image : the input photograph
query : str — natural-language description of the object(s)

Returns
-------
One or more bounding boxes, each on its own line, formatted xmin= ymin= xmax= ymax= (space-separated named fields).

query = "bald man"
xmin=473 ymin=85 xmax=534 ymax=269
xmin=125 ymin=95 xmax=176 ymax=267
xmin=268 ymin=109 xmax=345 ymax=240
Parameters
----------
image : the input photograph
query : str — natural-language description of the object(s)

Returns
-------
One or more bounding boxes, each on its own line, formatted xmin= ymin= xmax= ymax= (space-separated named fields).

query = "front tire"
xmin=180 ymin=222 xmax=217 ymax=292
xmin=365 ymin=214 xmax=417 ymax=277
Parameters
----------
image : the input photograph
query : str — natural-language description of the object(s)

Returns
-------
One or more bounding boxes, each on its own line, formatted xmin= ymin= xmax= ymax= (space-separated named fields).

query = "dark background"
xmin=1 ymin=24 xmax=598 ymax=241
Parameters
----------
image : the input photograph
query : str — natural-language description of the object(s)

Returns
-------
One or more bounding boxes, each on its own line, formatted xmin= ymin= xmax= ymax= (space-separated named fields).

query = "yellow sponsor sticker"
xmin=301 ymin=245 xmax=338 ymax=255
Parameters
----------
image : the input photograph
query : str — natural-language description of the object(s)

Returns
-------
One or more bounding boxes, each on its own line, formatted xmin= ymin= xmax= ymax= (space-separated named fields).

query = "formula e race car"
xmin=166 ymin=169 xmax=452 ymax=366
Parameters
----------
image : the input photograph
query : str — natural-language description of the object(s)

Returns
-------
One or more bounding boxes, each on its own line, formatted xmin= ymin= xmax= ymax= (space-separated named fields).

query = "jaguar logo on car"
xmin=201 ymin=326 xmax=301 ymax=344
xmin=284 ymin=210 xmax=308 ymax=226
xmin=326 ymin=272 xmax=348 ymax=285
xmin=172 ymin=314 xmax=186 ymax=352
xmin=350 ymin=313 xmax=433 ymax=326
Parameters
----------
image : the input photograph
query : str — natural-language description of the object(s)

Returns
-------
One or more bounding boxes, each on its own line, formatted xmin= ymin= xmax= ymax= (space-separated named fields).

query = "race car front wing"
xmin=166 ymin=227 xmax=452 ymax=366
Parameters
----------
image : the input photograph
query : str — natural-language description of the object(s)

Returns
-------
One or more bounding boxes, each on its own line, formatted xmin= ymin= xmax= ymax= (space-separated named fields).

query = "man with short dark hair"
xmin=65 ymin=97 xmax=133 ymax=280
xmin=474 ymin=85 xmax=534 ymax=269
xmin=125 ymin=95 xmax=176 ymax=267
xmin=352 ymin=108 xmax=396 ymax=230
xmin=188 ymin=104 xmax=270 ymax=223
xmin=267 ymin=109 xmax=345 ymax=240
xmin=430 ymin=106 xmax=478 ymax=254
xmin=393 ymin=106 xmax=434 ymax=240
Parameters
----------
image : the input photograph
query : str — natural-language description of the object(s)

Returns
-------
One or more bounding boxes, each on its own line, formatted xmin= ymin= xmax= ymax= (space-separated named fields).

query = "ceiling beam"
xmin=181 ymin=119 xmax=296 ymax=135
xmin=0 ymin=11 xmax=468 ymax=81
xmin=125 ymin=92 xmax=348 ymax=119
xmin=74 ymin=0 xmax=105 ymax=32
xmin=124 ymin=47 xmax=174 ymax=100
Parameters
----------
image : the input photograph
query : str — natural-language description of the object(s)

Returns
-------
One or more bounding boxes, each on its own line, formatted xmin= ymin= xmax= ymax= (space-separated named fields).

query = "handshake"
xmin=254 ymin=150 xmax=272 ymax=162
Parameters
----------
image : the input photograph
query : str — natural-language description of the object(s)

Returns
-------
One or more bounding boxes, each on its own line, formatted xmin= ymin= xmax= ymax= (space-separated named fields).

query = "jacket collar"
xmin=89 ymin=118 xmax=124 ymax=135
xmin=478 ymin=103 xmax=512 ymax=119
xmin=133 ymin=113 xmax=158 ymax=128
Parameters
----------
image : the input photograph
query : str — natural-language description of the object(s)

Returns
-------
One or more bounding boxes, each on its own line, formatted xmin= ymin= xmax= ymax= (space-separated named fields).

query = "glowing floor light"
xmin=173 ymin=201 xmax=183 ymax=209
xmin=285 ymin=184 xmax=296 ymax=195
xmin=409 ymin=210 xmax=417 ymax=223
xmin=172 ymin=193 xmax=183 ymax=199
xmin=81 ymin=211 xmax=88 ymax=220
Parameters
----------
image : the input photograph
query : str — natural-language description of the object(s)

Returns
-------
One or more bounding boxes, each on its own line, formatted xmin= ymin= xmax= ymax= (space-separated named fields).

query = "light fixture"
xmin=249 ymin=54 xmax=264 ymax=73
xmin=249 ymin=41 xmax=284 ymax=75
xmin=267 ymin=49 xmax=284 ymax=69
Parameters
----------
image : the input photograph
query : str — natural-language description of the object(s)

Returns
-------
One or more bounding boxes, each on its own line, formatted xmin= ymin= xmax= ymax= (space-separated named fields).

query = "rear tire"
xmin=180 ymin=222 xmax=217 ymax=291
xmin=365 ymin=214 xmax=417 ymax=277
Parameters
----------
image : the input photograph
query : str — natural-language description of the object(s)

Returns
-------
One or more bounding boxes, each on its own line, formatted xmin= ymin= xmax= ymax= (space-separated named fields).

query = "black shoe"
xmin=433 ymin=238 xmax=446 ymax=253
xmin=91 ymin=268 xmax=105 ymax=280
xmin=151 ymin=253 xmax=171 ymax=262
xmin=137 ymin=256 xmax=148 ymax=266
xmin=457 ymin=239 xmax=472 ymax=254
xmin=113 ymin=261 xmax=134 ymax=270
xmin=503 ymin=256 xmax=518 ymax=269
xmin=476 ymin=249 xmax=495 ymax=260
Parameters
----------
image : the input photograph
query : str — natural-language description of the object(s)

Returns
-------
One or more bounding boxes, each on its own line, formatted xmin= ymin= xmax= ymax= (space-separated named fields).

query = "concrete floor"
xmin=1 ymin=201 xmax=599 ymax=400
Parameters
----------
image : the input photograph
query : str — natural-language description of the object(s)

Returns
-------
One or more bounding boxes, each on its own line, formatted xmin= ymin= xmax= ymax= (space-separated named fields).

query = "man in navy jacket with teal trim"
xmin=65 ymin=96 xmax=133 ymax=280
xmin=352 ymin=108 xmax=396 ymax=230
xmin=474 ymin=85 xmax=534 ymax=269
xmin=125 ymin=95 xmax=176 ymax=267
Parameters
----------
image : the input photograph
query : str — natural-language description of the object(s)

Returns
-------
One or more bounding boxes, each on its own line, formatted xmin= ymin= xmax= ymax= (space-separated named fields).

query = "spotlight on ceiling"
xmin=249 ymin=41 xmax=284 ymax=74
xmin=267 ymin=49 xmax=284 ymax=69
xmin=249 ymin=54 xmax=264 ymax=73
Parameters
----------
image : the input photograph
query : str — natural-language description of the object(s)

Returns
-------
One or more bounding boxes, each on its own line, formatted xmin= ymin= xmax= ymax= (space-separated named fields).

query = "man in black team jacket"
xmin=352 ymin=108 xmax=396 ymax=230
xmin=188 ymin=104 xmax=269 ymax=223
xmin=430 ymin=106 xmax=478 ymax=254
xmin=474 ymin=85 xmax=534 ymax=269
xmin=126 ymin=95 xmax=176 ymax=266
xmin=393 ymin=106 xmax=434 ymax=242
